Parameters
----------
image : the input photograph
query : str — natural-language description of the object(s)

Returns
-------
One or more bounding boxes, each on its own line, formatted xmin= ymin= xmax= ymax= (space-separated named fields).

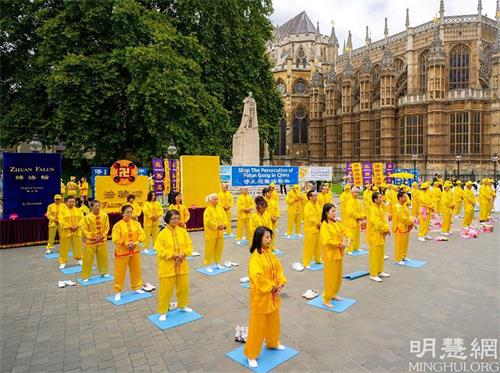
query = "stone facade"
xmin=268 ymin=1 xmax=500 ymax=179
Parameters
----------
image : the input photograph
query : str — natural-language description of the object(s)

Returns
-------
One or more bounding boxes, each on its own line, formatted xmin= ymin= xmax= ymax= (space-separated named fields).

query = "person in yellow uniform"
xmin=66 ymin=176 xmax=79 ymax=197
xmin=269 ymin=182 xmax=279 ymax=203
xmin=263 ymin=188 xmax=280 ymax=251
xmin=60 ymin=179 xmax=66 ymax=197
xmin=411 ymin=182 xmax=420 ymax=219
xmin=462 ymin=181 xmax=476 ymax=228
xmin=46 ymin=194 xmax=64 ymax=254
xmin=417 ymin=182 xmax=433 ymax=242
xmin=488 ymin=179 xmax=496 ymax=220
xmin=318 ymin=184 xmax=333 ymax=209
xmin=453 ymin=180 xmax=464 ymax=217
xmin=58 ymin=196 xmax=84 ymax=269
xmin=143 ymin=191 xmax=163 ymax=253
xmin=339 ymin=184 xmax=352 ymax=221
xmin=79 ymin=176 xmax=89 ymax=199
xmin=362 ymin=182 xmax=373 ymax=212
xmin=169 ymin=192 xmax=190 ymax=229
xmin=156 ymin=210 xmax=193 ymax=321
xmin=218 ymin=182 xmax=234 ymax=235
xmin=440 ymin=181 xmax=454 ymax=236
xmin=385 ymin=184 xmax=397 ymax=218
xmin=320 ymin=203 xmax=351 ymax=308
xmin=302 ymin=190 xmax=322 ymax=268
xmin=111 ymin=204 xmax=145 ymax=302
xmin=244 ymin=226 xmax=287 ymax=369
xmin=77 ymin=198 xmax=90 ymax=216
xmin=81 ymin=200 xmax=110 ymax=281
xmin=344 ymin=187 xmax=365 ymax=255
xmin=286 ymin=185 xmax=304 ymax=237
xmin=148 ymin=172 xmax=155 ymax=192
xmin=203 ymin=193 xmax=228 ymax=272
xmin=236 ymin=187 xmax=255 ymax=244
xmin=367 ymin=192 xmax=390 ymax=282
xmin=248 ymin=196 xmax=273 ymax=246
xmin=430 ymin=181 xmax=442 ymax=214
xmin=392 ymin=192 xmax=414 ymax=264
xmin=124 ymin=194 xmax=142 ymax=221
xmin=478 ymin=179 xmax=493 ymax=223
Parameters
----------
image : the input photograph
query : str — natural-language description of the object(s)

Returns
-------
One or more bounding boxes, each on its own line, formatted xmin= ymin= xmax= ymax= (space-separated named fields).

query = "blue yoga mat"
xmin=141 ymin=249 xmax=157 ymax=256
xmin=307 ymin=296 xmax=357 ymax=313
xmin=240 ymin=282 xmax=250 ymax=289
xmin=105 ymin=291 xmax=153 ymax=306
xmin=226 ymin=344 xmax=299 ymax=373
xmin=224 ymin=233 xmax=236 ymax=239
xmin=284 ymin=234 xmax=301 ymax=240
xmin=77 ymin=275 xmax=114 ymax=286
xmin=272 ymin=249 xmax=284 ymax=255
xmin=147 ymin=310 xmax=203 ymax=330
xmin=307 ymin=262 xmax=324 ymax=271
xmin=235 ymin=239 xmax=249 ymax=246
xmin=348 ymin=249 xmax=368 ymax=256
xmin=393 ymin=259 xmax=427 ymax=268
xmin=44 ymin=251 xmax=72 ymax=260
xmin=60 ymin=265 xmax=83 ymax=275
xmin=196 ymin=266 xmax=232 ymax=276
xmin=187 ymin=255 xmax=200 ymax=261
xmin=342 ymin=270 xmax=369 ymax=280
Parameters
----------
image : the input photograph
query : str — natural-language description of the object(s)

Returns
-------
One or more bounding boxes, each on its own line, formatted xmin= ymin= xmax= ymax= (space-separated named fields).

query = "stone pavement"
xmin=1 ymin=199 xmax=499 ymax=372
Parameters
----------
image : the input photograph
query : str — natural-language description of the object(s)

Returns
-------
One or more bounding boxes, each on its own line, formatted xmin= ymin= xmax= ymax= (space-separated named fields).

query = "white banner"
xmin=299 ymin=166 xmax=333 ymax=181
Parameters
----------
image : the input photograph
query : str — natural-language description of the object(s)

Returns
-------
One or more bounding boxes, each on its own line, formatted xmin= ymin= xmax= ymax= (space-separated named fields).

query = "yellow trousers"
xmin=47 ymin=225 xmax=60 ymax=249
xmin=346 ymin=225 xmax=360 ymax=252
xmin=204 ymin=238 xmax=224 ymax=266
xmin=323 ymin=259 xmax=342 ymax=303
xmin=479 ymin=203 xmax=489 ymax=221
xmin=270 ymin=223 xmax=278 ymax=251
xmin=236 ymin=216 xmax=251 ymax=241
xmin=287 ymin=213 xmax=301 ymax=236
xmin=418 ymin=214 xmax=431 ymax=238
xmin=302 ymin=232 xmax=321 ymax=266
xmin=59 ymin=235 xmax=82 ymax=264
xmin=225 ymin=210 xmax=233 ymax=234
xmin=82 ymin=243 xmax=109 ymax=279
xmin=158 ymin=273 xmax=189 ymax=314
xmin=453 ymin=201 xmax=462 ymax=216
xmin=441 ymin=213 xmax=452 ymax=233
xmin=462 ymin=208 xmax=474 ymax=227
xmin=244 ymin=308 xmax=280 ymax=360
xmin=114 ymin=254 xmax=142 ymax=292
xmin=369 ymin=244 xmax=385 ymax=277
xmin=393 ymin=233 xmax=409 ymax=262
xmin=143 ymin=225 xmax=160 ymax=249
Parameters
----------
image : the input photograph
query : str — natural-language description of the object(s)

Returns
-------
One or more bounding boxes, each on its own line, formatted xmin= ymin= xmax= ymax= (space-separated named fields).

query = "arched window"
xmin=276 ymin=78 xmax=286 ymax=95
xmin=449 ymin=44 xmax=470 ymax=89
xmin=292 ymin=78 xmax=308 ymax=94
xmin=419 ymin=50 xmax=428 ymax=94
xmin=292 ymin=107 xmax=308 ymax=144
xmin=274 ymin=118 xmax=287 ymax=156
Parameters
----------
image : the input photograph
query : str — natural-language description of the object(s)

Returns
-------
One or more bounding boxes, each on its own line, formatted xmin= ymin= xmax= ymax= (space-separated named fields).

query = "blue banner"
xmin=231 ymin=166 xmax=298 ymax=187
xmin=220 ymin=165 xmax=232 ymax=183
xmin=2 ymin=153 xmax=61 ymax=218
xmin=91 ymin=166 xmax=110 ymax=198
xmin=138 ymin=167 xmax=148 ymax=176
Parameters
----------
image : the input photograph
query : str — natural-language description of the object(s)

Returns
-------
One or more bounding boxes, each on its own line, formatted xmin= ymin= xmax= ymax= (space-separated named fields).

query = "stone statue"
xmin=232 ymin=92 xmax=260 ymax=166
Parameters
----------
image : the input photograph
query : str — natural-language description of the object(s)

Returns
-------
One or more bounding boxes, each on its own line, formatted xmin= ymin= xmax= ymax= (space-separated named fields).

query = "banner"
xmin=152 ymin=158 xmax=164 ymax=196
xmin=138 ymin=167 xmax=148 ymax=176
xmin=299 ymin=166 xmax=332 ymax=182
xmin=345 ymin=162 xmax=353 ymax=183
xmin=220 ymin=165 xmax=232 ymax=183
xmin=231 ymin=166 xmax=298 ymax=187
xmin=362 ymin=162 xmax=373 ymax=185
xmin=181 ymin=156 xmax=220 ymax=208
xmin=351 ymin=162 xmax=363 ymax=187
xmin=95 ymin=176 xmax=148 ymax=213
xmin=385 ymin=162 xmax=395 ymax=184
xmin=373 ymin=163 xmax=384 ymax=186
xmin=2 ymin=153 xmax=61 ymax=218
xmin=91 ymin=166 xmax=110 ymax=198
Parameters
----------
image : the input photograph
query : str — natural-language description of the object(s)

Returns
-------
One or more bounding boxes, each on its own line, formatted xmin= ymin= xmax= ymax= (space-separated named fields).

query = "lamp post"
xmin=166 ymin=140 xmax=177 ymax=204
xmin=492 ymin=154 xmax=498 ymax=184
xmin=455 ymin=155 xmax=462 ymax=180
xmin=29 ymin=136 xmax=42 ymax=153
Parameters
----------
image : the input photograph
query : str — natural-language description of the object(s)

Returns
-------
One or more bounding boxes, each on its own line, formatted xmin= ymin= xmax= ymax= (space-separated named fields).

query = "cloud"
xmin=271 ymin=0 xmax=496 ymax=49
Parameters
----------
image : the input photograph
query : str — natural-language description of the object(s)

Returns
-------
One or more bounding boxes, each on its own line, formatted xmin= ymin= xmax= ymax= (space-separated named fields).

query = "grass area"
xmin=331 ymin=183 xmax=343 ymax=195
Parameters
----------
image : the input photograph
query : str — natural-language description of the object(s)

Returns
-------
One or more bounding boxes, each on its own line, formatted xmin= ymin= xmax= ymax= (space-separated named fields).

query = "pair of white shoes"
xmin=159 ymin=306 xmax=192 ymax=321
xmin=302 ymin=289 xmax=319 ymax=300
xmin=370 ymin=272 xmax=391 ymax=282
xmin=58 ymin=280 xmax=76 ymax=288
xmin=82 ymin=274 xmax=111 ymax=283
xmin=191 ymin=251 xmax=201 ymax=257
xmin=114 ymin=289 xmax=145 ymax=302
xmin=441 ymin=232 xmax=451 ymax=236
xmin=224 ymin=260 xmax=239 ymax=267
xmin=292 ymin=262 xmax=304 ymax=272
xmin=58 ymin=259 xmax=82 ymax=269
xmin=45 ymin=249 xmax=52 ymax=254
xmin=205 ymin=264 xmax=225 ymax=273
xmin=239 ymin=277 xmax=250 ymax=283
xmin=234 ymin=325 xmax=248 ymax=342
xmin=247 ymin=345 xmax=286 ymax=368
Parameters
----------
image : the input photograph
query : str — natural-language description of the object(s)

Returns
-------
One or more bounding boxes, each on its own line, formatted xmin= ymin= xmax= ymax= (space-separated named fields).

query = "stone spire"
xmin=316 ymin=21 xmax=320 ymax=34
xmin=384 ymin=17 xmax=389 ymax=40
xmin=405 ymin=8 xmax=410 ymax=28
xmin=381 ymin=18 xmax=393 ymax=70
xmin=439 ymin=0 xmax=445 ymax=19
xmin=344 ymin=31 xmax=355 ymax=78
xmin=494 ymin=0 xmax=500 ymax=53
xmin=428 ymin=20 xmax=445 ymax=64
xmin=329 ymin=25 xmax=339 ymax=47
xmin=477 ymin=0 xmax=482 ymax=15
xmin=346 ymin=30 xmax=353 ymax=53
xmin=365 ymin=25 xmax=370 ymax=45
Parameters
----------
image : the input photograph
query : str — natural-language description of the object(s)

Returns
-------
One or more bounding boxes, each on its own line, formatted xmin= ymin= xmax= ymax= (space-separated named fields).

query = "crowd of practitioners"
xmin=45 ymin=177 xmax=497 ymax=369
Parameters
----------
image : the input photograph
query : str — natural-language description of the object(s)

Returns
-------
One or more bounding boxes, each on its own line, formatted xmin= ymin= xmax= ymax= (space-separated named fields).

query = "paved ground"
xmin=1 ymin=198 xmax=499 ymax=372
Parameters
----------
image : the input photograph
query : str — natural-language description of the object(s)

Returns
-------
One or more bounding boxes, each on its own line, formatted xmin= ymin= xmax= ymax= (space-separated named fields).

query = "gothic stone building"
xmin=268 ymin=1 xmax=500 ymax=179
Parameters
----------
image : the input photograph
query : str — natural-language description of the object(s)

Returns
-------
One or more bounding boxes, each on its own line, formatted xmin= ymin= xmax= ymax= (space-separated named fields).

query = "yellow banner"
xmin=373 ymin=163 xmax=384 ymax=186
xmin=181 ymin=155 xmax=220 ymax=208
xmin=351 ymin=162 xmax=363 ymax=187
xmin=95 ymin=176 xmax=148 ymax=213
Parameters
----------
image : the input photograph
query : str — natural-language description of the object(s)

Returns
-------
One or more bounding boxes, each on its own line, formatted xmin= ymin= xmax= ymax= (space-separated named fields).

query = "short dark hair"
xmin=307 ymin=190 xmax=315 ymax=200
xmin=250 ymin=226 xmax=273 ymax=254
xmin=169 ymin=191 xmax=181 ymax=205
xmin=65 ymin=195 xmax=75 ymax=202
xmin=321 ymin=203 xmax=335 ymax=223
xmin=372 ymin=191 xmax=381 ymax=203
xmin=127 ymin=194 xmax=135 ymax=202
xmin=147 ymin=191 xmax=155 ymax=202
xmin=397 ymin=191 xmax=406 ymax=200
xmin=262 ymin=187 xmax=270 ymax=196
xmin=121 ymin=204 xmax=133 ymax=214
xmin=165 ymin=209 xmax=180 ymax=224
xmin=255 ymin=196 xmax=267 ymax=208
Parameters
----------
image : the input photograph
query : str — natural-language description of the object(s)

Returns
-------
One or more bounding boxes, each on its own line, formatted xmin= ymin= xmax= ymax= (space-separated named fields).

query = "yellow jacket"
xmin=411 ymin=188 xmax=420 ymax=214
xmin=123 ymin=201 xmax=142 ymax=220
xmin=66 ymin=181 xmax=78 ymax=196
xmin=343 ymin=196 xmax=364 ymax=229
xmin=59 ymin=206 xmax=84 ymax=238
xmin=463 ymin=188 xmax=476 ymax=212
xmin=440 ymin=190 xmax=454 ymax=214
xmin=418 ymin=189 xmax=433 ymax=211
xmin=340 ymin=191 xmax=352 ymax=218
xmin=249 ymin=249 xmax=286 ymax=314
xmin=478 ymin=185 xmax=492 ymax=205
xmin=60 ymin=182 xmax=66 ymax=195
xmin=248 ymin=211 xmax=273 ymax=242
xmin=304 ymin=200 xmax=322 ymax=234
xmin=82 ymin=211 xmax=110 ymax=245
xmin=318 ymin=191 xmax=332 ymax=208
xmin=218 ymin=190 xmax=234 ymax=210
xmin=156 ymin=226 xmax=193 ymax=277
xmin=392 ymin=202 xmax=413 ymax=234
xmin=236 ymin=194 xmax=255 ymax=219
xmin=430 ymin=187 xmax=442 ymax=211
xmin=169 ymin=203 xmax=190 ymax=226
xmin=363 ymin=189 xmax=373 ymax=211
xmin=143 ymin=201 xmax=163 ymax=227
xmin=320 ymin=220 xmax=351 ymax=261
xmin=270 ymin=189 xmax=279 ymax=202
xmin=264 ymin=197 xmax=280 ymax=220
xmin=111 ymin=219 xmax=144 ymax=256
xmin=366 ymin=204 xmax=389 ymax=246
xmin=46 ymin=202 xmax=64 ymax=227
xmin=203 ymin=204 xmax=228 ymax=240
xmin=286 ymin=188 xmax=304 ymax=215
xmin=79 ymin=181 xmax=89 ymax=197
xmin=453 ymin=186 xmax=463 ymax=204
xmin=79 ymin=204 xmax=90 ymax=216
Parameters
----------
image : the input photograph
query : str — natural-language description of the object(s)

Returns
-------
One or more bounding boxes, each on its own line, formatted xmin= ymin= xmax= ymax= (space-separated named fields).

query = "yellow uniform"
xmin=59 ymin=206 xmax=84 ymax=264
xmin=111 ymin=219 xmax=144 ymax=292
xmin=392 ymin=201 xmax=413 ymax=262
xmin=386 ymin=188 xmax=397 ymax=217
xmin=218 ymin=190 xmax=234 ymax=234
xmin=320 ymin=220 xmax=350 ymax=303
xmin=462 ymin=188 xmax=476 ymax=227
xmin=66 ymin=181 xmax=78 ymax=196
xmin=343 ymin=196 xmax=364 ymax=253
xmin=264 ymin=196 xmax=280 ymax=250
xmin=363 ymin=189 xmax=373 ymax=212
xmin=81 ymin=211 xmax=110 ymax=279
xmin=453 ymin=185 xmax=463 ymax=216
xmin=169 ymin=203 xmax=190 ymax=228
xmin=478 ymin=183 xmax=492 ymax=222
xmin=143 ymin=200 xmax=163 ymax=249
xmin=339 ymin=191 xmax=352 ymax=221
xmin=236 ymin=194 xmax=255 ymax=241
xmin=285 ymin=188 xmax=304 ymax=236
xmin=366 ymin=204 xmax=389 ymax=277
xmin=122 ymin=201 xmax=142 ymax=220
xmin=248 ymin=211 xmax=273 ymax=246
xmin=418 ymin=189 xmax=433 ymax=238
xmin=488 ymin=183 xmax=496 ymax=219
xmin=79 ymin=181 xmax=89 ymax=198
xmin=302 ymin=200 xmax=322 ymax=266
xmin=318 ymin=191 xmax=332 ymax=209
xmin=411 ymin=187 xmax=420 ymax=218
xmin=440 ymin=188 xmax=454 ymax=233
xmin=203 ymin=204 xmax=228 ymax=266
xmin=270 ymin=189 xmax=279 ymax=203
xmin=46 ymin=202 xmax=63 ymax=250
xmin=60 ymin=182 xmax=66 ymax=196
xmin=244 ymin=248 xmax=287 ymax=360
xmin=430 ymin=186 xmax=442 ymax=214
xmin=156 ymin=226 xmax=193 ymax=314
xmin=79 ymin=204 xmax=90 ymax=216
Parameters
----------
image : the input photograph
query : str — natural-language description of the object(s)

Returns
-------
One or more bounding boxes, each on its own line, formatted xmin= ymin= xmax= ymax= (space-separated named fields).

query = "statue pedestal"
xmin=231 ymin=92 xmax=260 ymax=166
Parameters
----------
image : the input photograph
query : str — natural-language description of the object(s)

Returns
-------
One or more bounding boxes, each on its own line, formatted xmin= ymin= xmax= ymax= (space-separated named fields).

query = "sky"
xmin=270 ymin=0 xmax=497 ymax=50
